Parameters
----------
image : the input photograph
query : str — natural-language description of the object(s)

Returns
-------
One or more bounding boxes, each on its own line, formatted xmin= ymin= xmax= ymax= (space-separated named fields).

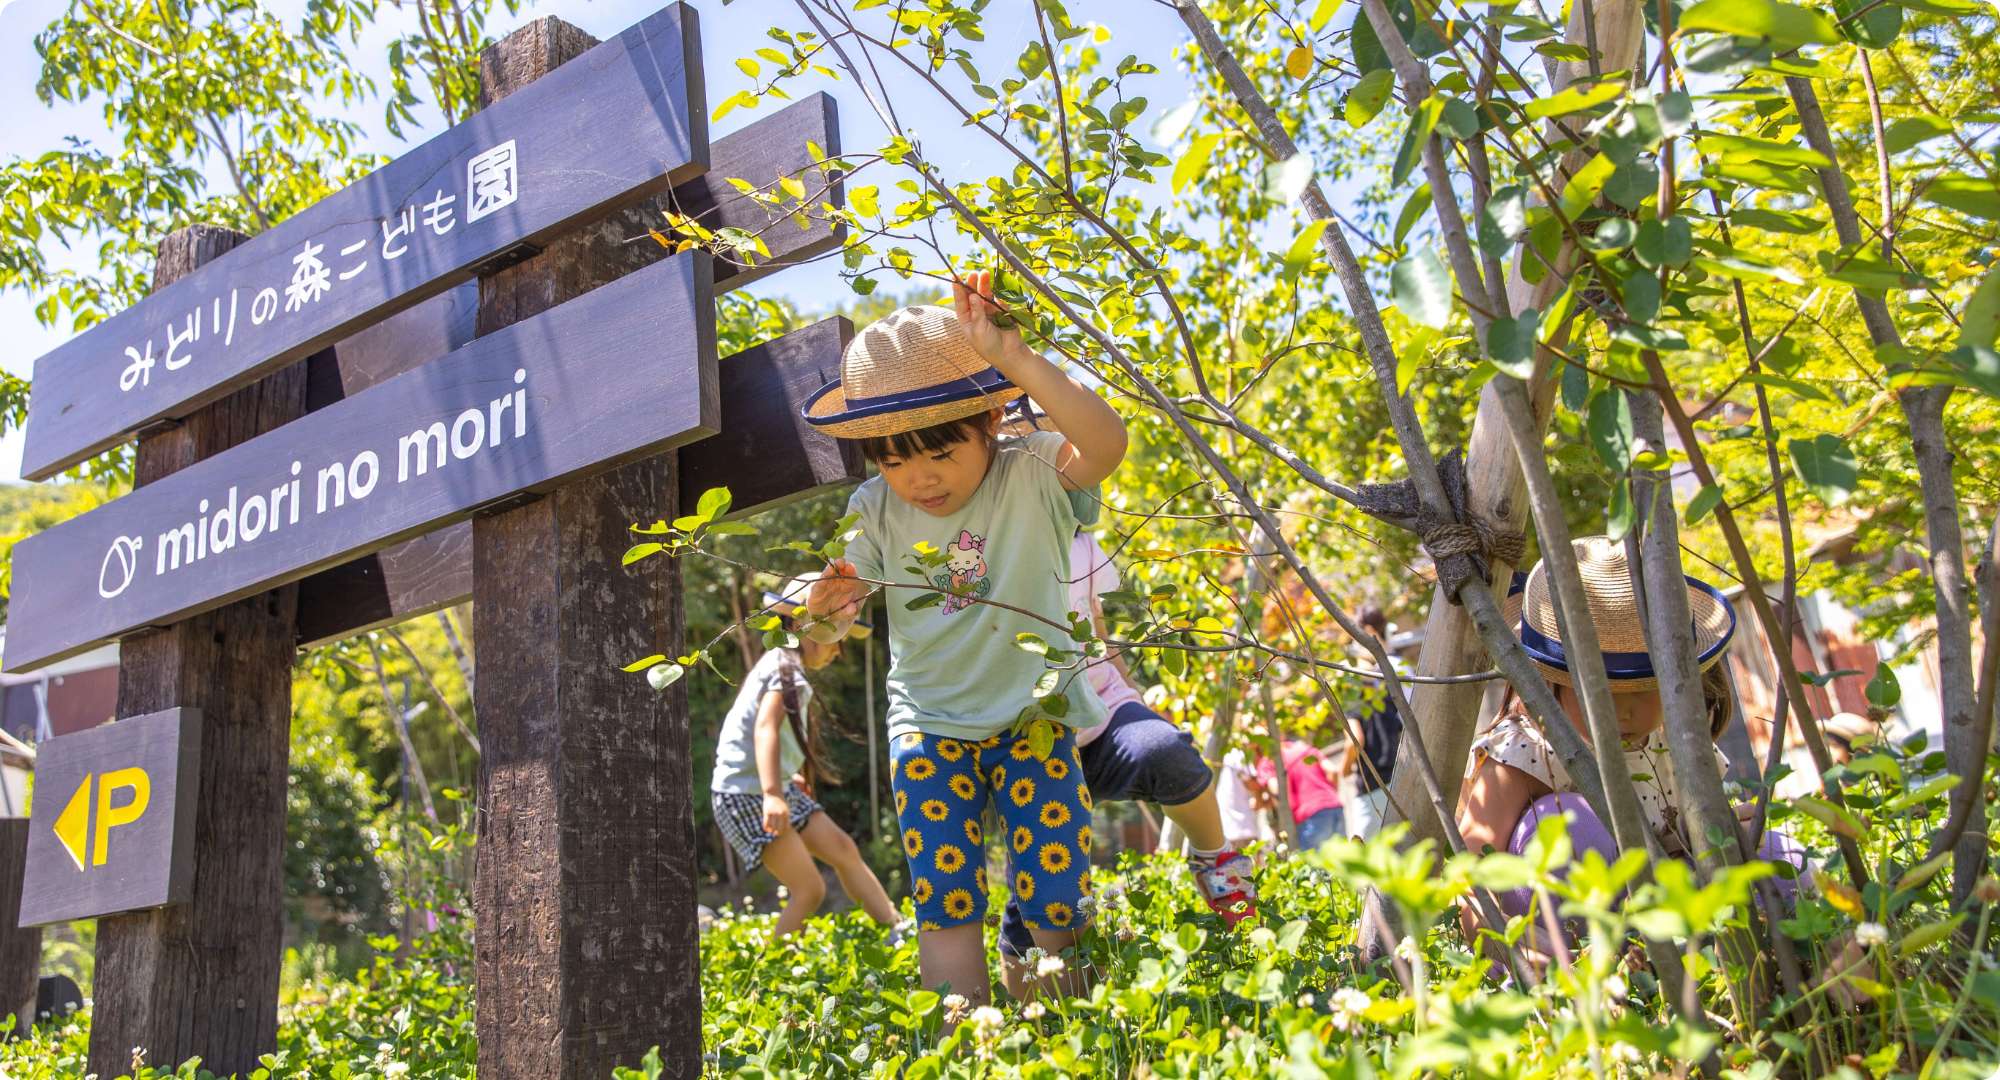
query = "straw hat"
xmin=1502 ymin=535 xmax=1736 ymax=691
xmin=801 ymin=305 xmax=1023 ymax=437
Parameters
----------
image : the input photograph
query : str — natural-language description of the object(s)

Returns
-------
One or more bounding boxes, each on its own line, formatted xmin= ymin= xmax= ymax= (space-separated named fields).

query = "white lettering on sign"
xmin=110 ymin=145 xmax=528 ymax=395
xmin=465 ymin=140 xmax=520 ymax=224
xmin=126 ymin=368 xmax=533 ymax=586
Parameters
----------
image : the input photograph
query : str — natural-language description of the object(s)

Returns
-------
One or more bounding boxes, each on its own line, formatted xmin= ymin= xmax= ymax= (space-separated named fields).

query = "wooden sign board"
xmin=296 ymin=316 xmax=859 ymax=648
xmin=18 ymin=1 xmax=707 ymax=481
xmin=289 ymin=92 xmax=852 ymax=649
xmin=19 ymin=708 xmax=200 ymax=927
xmin=3 ymin=253 xmax=718 ymax=672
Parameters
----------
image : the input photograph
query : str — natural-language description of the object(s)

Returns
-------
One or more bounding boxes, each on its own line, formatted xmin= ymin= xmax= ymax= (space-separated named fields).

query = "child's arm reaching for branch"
xmin=954 ymin=268 xmax=1128 ymax=490
xmin=804 ymin=560 xmax=869 ymax=643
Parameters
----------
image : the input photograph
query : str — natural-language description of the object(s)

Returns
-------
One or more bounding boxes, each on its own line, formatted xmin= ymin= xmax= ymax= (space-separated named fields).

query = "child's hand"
xmin=805 ymin=560 xmax=868 ymax=643
xmin=763 ymin=793 xmax=792 ymax=835
xmin=952 ymin=268 xmax=1022 ymax=366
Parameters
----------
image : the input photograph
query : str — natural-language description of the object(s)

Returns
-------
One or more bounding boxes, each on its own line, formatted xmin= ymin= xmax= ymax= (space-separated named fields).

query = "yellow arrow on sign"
xmin=53 ymin=774 xmax=91 ymax=872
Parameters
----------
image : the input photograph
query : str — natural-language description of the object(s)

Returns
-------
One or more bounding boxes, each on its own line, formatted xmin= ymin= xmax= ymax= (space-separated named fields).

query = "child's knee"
xmin=789 ymin=873 xmax=827 ymax=911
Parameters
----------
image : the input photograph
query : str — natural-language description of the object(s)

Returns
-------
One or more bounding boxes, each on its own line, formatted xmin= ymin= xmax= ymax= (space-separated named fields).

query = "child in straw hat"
xmin=803 ymin=270 xmax=1128 ymax=1007
xmin=709 ymin=574 xmax=901 ymax=940
xmin=1457 ymin=536 xmax=1807 ymax=938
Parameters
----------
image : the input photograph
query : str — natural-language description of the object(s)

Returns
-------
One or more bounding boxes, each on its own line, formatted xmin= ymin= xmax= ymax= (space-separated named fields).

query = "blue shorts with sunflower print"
xmin=891 ymin=725 xmax=1094 ymax=933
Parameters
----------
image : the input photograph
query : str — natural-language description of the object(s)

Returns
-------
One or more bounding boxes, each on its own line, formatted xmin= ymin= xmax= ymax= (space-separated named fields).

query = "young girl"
xmin=710 ymin=574 xmax=899 ymax=939
xmin=803 ymin=271 xmax=1128 ymax=1006
xmin=1457 ymin=536 xmax=1805 ymax=935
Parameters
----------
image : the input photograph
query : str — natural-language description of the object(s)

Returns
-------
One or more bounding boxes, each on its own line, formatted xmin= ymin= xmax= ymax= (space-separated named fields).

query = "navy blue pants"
xmin=999 ymin=702 xmax=1212 ymax=956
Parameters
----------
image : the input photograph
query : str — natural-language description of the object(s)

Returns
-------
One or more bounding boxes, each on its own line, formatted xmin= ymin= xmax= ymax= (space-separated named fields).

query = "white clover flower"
xmin=1856 ymin=922 xmax=1888 ymax=947
xmin=1023 ymin=946 xmax=1048 ymax=966
xmin=1022 ymin=1001 xmax=1047 ymax=1020
xmin=1607 ymin=1041 xmax=1642 ymax=1065
xmin=1395 ymin=936 xmax=1420 ymax=963
xmin=943 ymin=993 xmax=969 ymax=1009
xmin=776 ymin=885 xmax=790 ymax=900
xmin=1036 ymin=954 xmax=1066 ymax=978
xmin=943 ymin=993 xmax=971 ymax=1024
xmin=384 ymin=1063 xmax=412 ymax=1078
xmin=1604 ymin=974 xmax=1629 ymax=1001
xmin=969 ymin=1005 xmax=1005 ymax=1036
xmin=1296 ymin=992 xmax=1315 ymax=1008
xmin=1078 ymin=896 xmax=1097 ymax=915
xmin=1329 ymin=987 xmax=1372 ymax=1032
xmin=790 ymin=964 xmax=809 ymax=977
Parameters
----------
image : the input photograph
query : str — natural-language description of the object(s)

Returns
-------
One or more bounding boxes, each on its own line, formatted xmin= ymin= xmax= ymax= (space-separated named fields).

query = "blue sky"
xmin=0 ymin=0 xmax=1204 ymax=483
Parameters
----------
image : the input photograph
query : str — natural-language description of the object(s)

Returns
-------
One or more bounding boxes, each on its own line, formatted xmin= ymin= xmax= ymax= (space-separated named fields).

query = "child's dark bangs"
xmin=858 ymin=416 xmax=980 ymax=462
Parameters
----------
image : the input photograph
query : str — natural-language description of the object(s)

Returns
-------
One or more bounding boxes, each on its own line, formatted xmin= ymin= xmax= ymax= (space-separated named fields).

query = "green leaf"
xmin=1743 ymin=372 xmax=1835 ymax=403
xmin=1690 ymin=255 xmax=1805 ymax=284
xmin=1834 ymin=0 xmax=1902 ymax=47
xmin=1947 ymin=345 xmax=2000 ymax=398
xmin=1438 ymin=97 xmax=1480 ymax=140
xmin=1309 ymin=0 xmax=1347 ymax=30
xmin=1702 ymin=133 xmax=1831 ymax=169
xmin=1524 ymin=78 xmax=1626 ymax=120
xmin=1899 ymin=916 xmax=1966 ymax=956
xmin=1393 ymin=183 xmax=1432 ymax=246
xmin=1789 ymin=433 xmax=1859 ymax=506
xmin=1392 ymin=96 xmax=1446 ymax=186
xmin=1684 ymin=484 xmax=1723 ymax=525
xmin=1479 ymin=185 xmax=1528 ymax=255
xmin=1634 ymin=216 xmax=1693 ymax=267
xmin=1015 ymin=632 xmax=1050 ymax=656
xmin=1486 ymin=307 xmax=1541 ymax=378
xmin=1606 ymin=482 xmax=1636 ymax=541
xmin=1883 ymin=115 xmax=1950 ymax=154
xmin=1391 ymin=248 xmax=1454 ymax=329
xmin=1559 ymin=152 xmax=1616 ymax=219
xmin=1960 ymin=263 xmax=2000 ymax=350
xmin=1731 ymin=207 xmax=1823 ymax=234
xmin=696 ymin=486 xmax=733 ymax=521
xmin=1344 ymin=69 xmax=1395 ymax=127
xmin=1621 ymin=270 xmax=1661 ymax=324
xmin=1171 ymin=133 xmax=1221 ymax=194
xmin=1588 ymin=389 xmax=1635 ymax=472
xmin=1562 ymin=358 xmax=1591 ymax=412
xmin=1924 ymin=174 xmax=2000 ymax=220
xmin=1679 ymin=0 xmax=1842 ymax=47
xmin=1283 ymin=219 xmax=1333 ymax=278
xmin=622 ymin=654 xmax=668 ymax=672
xmin=1865 ymin=662 xmax=1901 ymax=708
xmin=646 ymin=662 xmax=685 ymax=691
xmin=623 ymin=542 xmax=665 ymax=565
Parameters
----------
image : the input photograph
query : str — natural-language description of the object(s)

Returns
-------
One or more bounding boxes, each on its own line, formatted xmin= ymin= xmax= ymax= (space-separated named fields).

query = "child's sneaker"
xmin=1190 ymin=850 xmax=1258 ymax=927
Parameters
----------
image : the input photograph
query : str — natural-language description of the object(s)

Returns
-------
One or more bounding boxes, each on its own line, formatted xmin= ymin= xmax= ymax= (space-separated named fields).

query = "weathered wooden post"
xmin=468 ymin=18 xmax=704 ymax=1078
xmin=0 ymin=819 xmax=40 ymax=1034
xmin=89 ymin=224 xmax=303 ymax=1076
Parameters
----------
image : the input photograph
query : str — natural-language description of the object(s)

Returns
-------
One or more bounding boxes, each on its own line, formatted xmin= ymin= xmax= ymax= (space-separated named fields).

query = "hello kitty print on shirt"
xmin=936 ymin=529 xmax=993 ymax=614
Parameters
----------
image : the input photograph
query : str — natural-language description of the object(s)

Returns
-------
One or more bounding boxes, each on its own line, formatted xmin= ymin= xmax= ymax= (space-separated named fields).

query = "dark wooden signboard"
xmin=19 ymin=708 xmax=200 ymax=927
xmin=297 ymin=316 xmax=859 ymax=647
xmin=291 ymin=93 xmax=852 ymax=647
xmin=18 ymin=2 xmax=707 ymax=481
xmin=4 ymin=253 xmax=719 ymax=671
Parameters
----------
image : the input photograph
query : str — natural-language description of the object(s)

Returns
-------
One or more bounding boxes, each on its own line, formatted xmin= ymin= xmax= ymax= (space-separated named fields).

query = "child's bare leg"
xmin=1161 ymin=785 xmax=1228 ymax=852
xmin=999 ymin=952 xmax=1031 ymax=1001
xmin=917 ymin=923 xmax=990 ymax=1007
xmin=1023 ymin=927 xmax=1094 ymax=1000
xmin=798 ymin=813 xmax=899 ymax=926
xmin=759 ymin=830 xmax=827 ymax=939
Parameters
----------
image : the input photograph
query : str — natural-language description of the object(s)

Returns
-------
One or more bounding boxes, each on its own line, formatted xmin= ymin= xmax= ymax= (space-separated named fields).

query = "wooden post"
xmin=0 ymin=820 xmax=40 ymax=1035
xmin=87 ymin=224 xmax=304 ymax=1076
xmin=470 ymin=18 xmax=704 ymax=1078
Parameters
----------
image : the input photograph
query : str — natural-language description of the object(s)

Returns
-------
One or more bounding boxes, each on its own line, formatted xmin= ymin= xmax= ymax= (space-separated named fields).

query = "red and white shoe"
xmin=1191 ymin=850 xmax=1258 ymax=927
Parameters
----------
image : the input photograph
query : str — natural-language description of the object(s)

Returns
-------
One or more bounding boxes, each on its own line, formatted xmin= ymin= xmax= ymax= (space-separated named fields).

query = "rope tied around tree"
xmin=1354 ymin=450 xmax=1527 ymax=600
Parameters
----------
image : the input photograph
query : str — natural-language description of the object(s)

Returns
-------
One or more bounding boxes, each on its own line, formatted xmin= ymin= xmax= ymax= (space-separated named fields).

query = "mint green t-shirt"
xmin=843 ymin=430 xmax=1107 ymax=742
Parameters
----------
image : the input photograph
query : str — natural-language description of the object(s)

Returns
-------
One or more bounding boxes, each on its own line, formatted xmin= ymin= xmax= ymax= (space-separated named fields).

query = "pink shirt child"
xmin=1257 ymin=739 xmax=1343 ymax=823
xmin=1067 ymin=532 xmax=1145 ymax=745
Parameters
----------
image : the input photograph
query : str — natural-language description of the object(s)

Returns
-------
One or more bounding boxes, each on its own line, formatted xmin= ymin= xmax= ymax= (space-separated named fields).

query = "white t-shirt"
xmin=709 ymin=649 xmax=810 ymax=795
xmin=1068 ymin=532 xmax=1144 ymax=746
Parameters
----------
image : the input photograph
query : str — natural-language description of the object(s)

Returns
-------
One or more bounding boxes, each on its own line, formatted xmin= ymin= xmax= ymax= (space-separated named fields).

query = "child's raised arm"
xmin=803 ymin=560 xmax=868 ymax=643
xmin=953 ymin=269 xmax=1127 ymax=490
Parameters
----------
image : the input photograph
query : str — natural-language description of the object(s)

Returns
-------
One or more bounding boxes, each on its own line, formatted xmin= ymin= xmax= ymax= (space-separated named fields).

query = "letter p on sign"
xmin=51 ymin=767 xmax=153 ymax=871
xmin=20 ymin=707 xmax=201 ymax=926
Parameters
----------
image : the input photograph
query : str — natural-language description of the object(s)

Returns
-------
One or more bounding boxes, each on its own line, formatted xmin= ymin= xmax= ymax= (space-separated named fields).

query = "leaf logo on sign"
xmin=98 ymin=535 xmax=145 ymax=599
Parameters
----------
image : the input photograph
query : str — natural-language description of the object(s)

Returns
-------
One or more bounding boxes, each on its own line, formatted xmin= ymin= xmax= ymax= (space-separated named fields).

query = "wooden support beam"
xmin=86 ymin=225 xmax=303 ymax=1077
xmin=469 ymin=17 xmax=703 ymax=1077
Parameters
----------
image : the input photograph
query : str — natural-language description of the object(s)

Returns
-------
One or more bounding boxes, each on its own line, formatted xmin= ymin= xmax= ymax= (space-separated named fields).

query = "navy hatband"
xmin=802 ymin=368 xmax=1017 ymax=426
